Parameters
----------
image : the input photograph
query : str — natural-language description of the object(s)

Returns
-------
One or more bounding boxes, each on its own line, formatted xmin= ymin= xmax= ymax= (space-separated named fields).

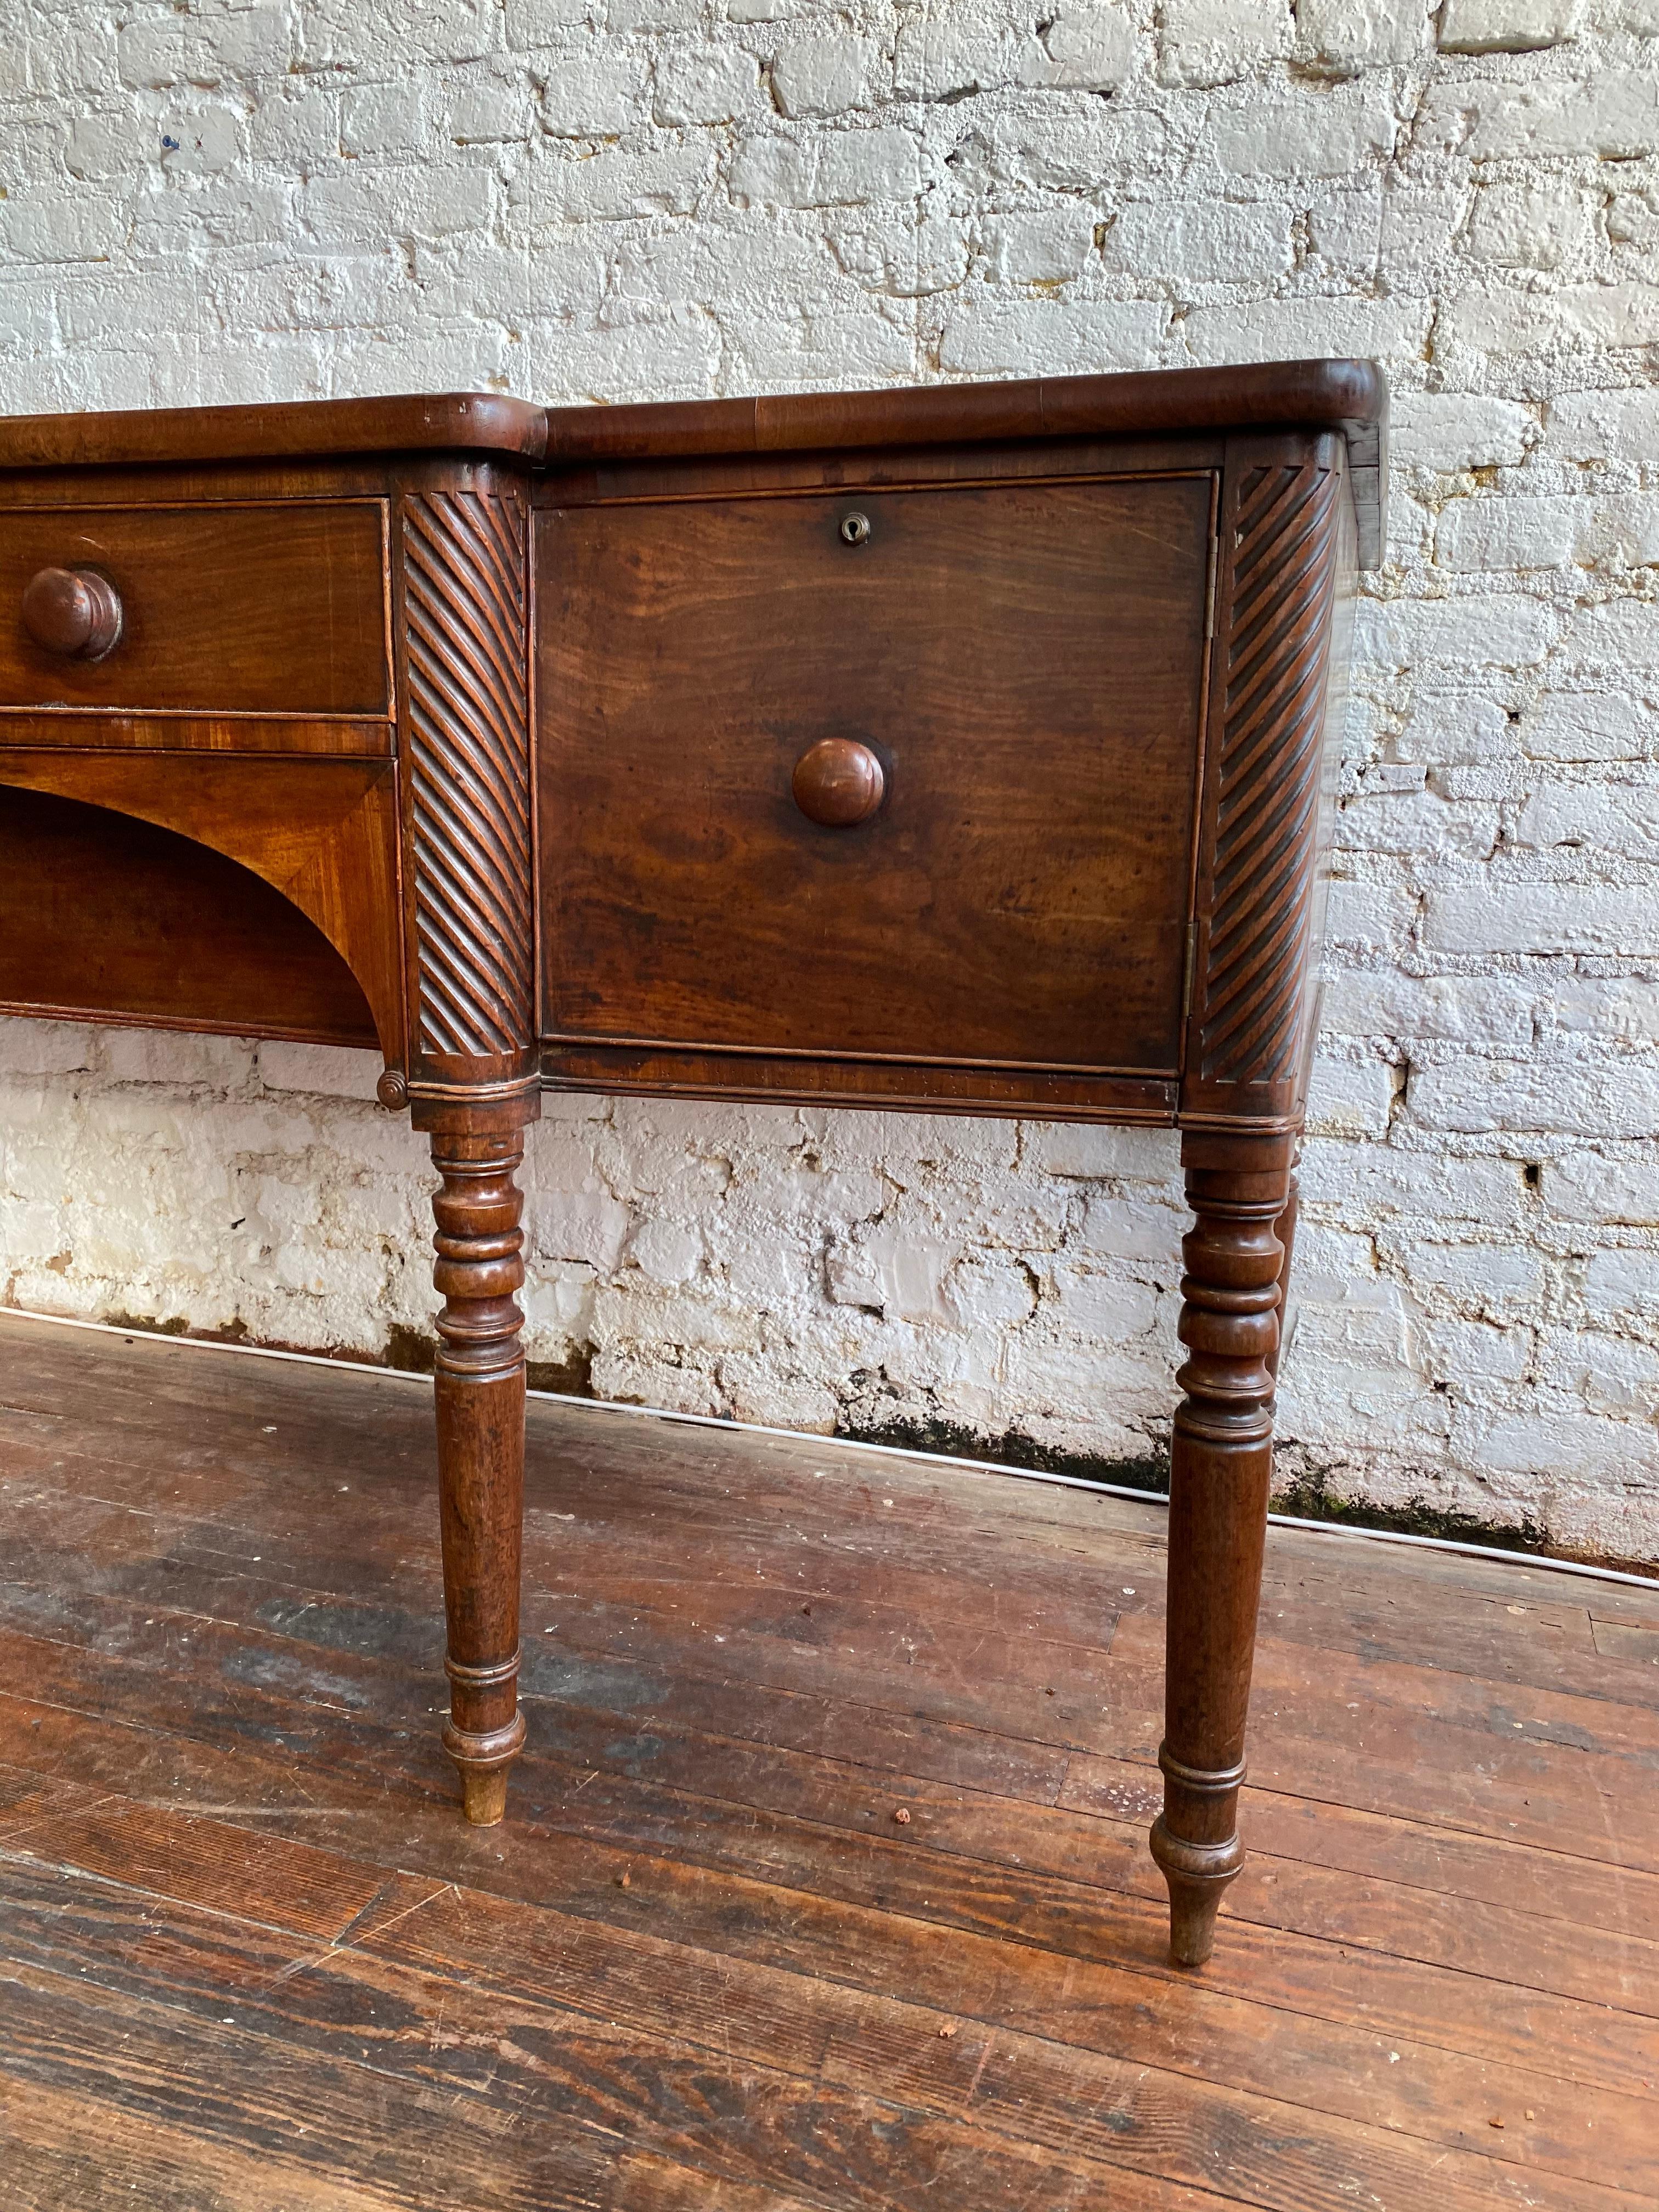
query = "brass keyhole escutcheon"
xmin=839 ymin=511 xmax=871 ymax=546
xmin=792 ymin=737 xmax=885 ymax=827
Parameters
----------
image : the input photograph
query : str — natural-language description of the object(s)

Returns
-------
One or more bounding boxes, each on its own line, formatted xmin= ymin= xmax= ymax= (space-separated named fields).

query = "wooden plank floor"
xmin=1 ymin=1313 xmax=1657 ymax=2212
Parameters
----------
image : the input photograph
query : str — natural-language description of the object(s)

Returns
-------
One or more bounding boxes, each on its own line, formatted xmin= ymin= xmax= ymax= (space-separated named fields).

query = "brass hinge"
xmin=1182 ymin=919 xmax=1199 ymax=1019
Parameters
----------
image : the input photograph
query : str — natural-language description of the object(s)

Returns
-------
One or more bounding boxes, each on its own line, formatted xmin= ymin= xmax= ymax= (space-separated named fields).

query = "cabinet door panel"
xmin=537 ymin=473 xmax=1214 ymax=1077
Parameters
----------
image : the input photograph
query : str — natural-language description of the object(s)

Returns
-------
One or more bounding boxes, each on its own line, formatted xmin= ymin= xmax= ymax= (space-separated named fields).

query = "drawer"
xmin=0 ymin=502 xmax=390 ymax=716
xmin=537 ymin=472 xmax=1214 ymax=1078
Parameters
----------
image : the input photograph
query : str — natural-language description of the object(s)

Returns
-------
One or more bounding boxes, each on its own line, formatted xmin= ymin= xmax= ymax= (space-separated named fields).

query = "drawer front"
xmin=0 ymin=503 xmax=390 ymax=716
xmin=538 ymin=473 xmax=1214 ymax=1077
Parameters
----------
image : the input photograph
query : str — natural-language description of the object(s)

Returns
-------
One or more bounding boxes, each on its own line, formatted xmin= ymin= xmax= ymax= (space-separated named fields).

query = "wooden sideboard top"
xmin=0 ymin=358 xmax=1388 ymax=568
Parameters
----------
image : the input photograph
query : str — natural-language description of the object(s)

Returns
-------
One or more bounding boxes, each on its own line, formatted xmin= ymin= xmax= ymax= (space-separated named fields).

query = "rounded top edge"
xmin=0 ymin=391 xmax=549 ymax=472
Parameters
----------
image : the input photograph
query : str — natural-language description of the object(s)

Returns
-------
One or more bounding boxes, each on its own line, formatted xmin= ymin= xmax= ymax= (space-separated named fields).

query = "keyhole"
xmin=839 ymin=511 xmax=871 ymax=546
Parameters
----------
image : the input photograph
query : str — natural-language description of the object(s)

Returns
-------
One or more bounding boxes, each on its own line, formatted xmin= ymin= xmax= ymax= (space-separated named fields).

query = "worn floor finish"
xmin=0 ymin=1314 xmax=1656 ymax=2211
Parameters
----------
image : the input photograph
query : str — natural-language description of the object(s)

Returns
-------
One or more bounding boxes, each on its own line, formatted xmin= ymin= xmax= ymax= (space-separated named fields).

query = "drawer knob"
xmin=21 ymin=566 xmax=123 ymax=661
xmin=792 ymin=737 xmax=885 ymax=827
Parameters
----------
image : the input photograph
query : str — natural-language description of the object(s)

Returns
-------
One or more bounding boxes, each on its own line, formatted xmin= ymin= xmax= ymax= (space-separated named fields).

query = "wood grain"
xmin=0 ymin=1315 xmax=1652 ymax=2212
xmin=0 ymin=787 xmax=377 ymax=1046
xmin=0 ymin=503 xmax=390 ymax=716
xmin=0 ymin=750 xmax=403 ymax=1063
xmin=538 ymin=473 xmax=1211 ymax=1076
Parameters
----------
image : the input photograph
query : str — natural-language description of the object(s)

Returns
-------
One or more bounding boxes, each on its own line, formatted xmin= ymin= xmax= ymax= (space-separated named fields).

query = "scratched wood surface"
xmin=0 ymin=1312 xmax=1656 ymax=2212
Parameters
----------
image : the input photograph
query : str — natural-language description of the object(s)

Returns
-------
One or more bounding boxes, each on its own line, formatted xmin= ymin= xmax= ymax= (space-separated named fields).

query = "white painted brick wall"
xmin=2 ymin=0 xmax=1657 ymax=1560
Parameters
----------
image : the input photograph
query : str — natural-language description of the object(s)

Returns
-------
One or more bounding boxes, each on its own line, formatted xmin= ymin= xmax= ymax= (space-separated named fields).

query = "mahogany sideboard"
xmin=0 ymin=359 xmax=1386 ymax=1968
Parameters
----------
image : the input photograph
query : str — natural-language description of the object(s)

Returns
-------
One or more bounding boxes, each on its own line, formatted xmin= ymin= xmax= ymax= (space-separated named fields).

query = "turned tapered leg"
xmin=430 ymin=1128 xmax=529 ymax=1825
xmin=1150 ymin=1131 xmax=1294 ymax=1967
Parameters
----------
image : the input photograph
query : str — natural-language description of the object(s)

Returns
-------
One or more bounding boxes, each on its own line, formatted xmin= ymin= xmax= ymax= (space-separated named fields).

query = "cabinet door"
xmin=537 ymin=472 xmax=1214 ymax=1087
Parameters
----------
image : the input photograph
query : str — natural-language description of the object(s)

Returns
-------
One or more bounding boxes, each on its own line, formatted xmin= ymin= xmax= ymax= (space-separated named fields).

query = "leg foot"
xmin=1152 ymin=1132 xmax=1292 ymax=1969
xmin=1150 ymin=1752 xmax=1247 ymax=1966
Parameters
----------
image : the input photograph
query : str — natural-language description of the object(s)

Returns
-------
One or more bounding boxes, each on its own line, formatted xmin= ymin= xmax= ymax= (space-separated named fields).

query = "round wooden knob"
xmin=21 ymin=566 xmax=122 ymax=661
xmin=792 ymin=737 xmax=885 ymax=827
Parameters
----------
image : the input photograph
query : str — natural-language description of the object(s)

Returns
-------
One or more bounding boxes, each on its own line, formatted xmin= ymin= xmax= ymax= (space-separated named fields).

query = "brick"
xmin=1582 ymin=1246 xmax=1657 ymax=1326
xmin=1555 ymin=601 xmax=1659 ymax=678
xmin=104 ymin=1029 xmax=255 ymax=1090
xmin=2 ymin=190 xmax=126 ymax=264
xmin=1545 ymin=1330 xmax=1659 ymax=1418
xmin=894 ymin=4 xmax=1036 ymax=101
xmin=1547 ymin=978 xmax=1659 ymax=1045
xmin=539 ymin=48 xmax=648 ymax=138
xmin=1465 ymin=182 xmax=1592 ymax=270
xmin=1319 ymin=971 xmax=1535 ymax=1048
xmin=1439 ymin=0 xmax=1584 ymax=52
xmin=1300 ymin=1142 xmax=1526 ymax=1223
xmin=1076 ymin=1193 xmax=1184 ymax=1261
xmin=979 ymin=210 xmax=1098 ymax=285
xmin=299 ymin=0 xmax=499 ymax=70
xmin=1514 ymin=776 xmax=1659 ymax=861
xmin=1049 ymin=1267 xmax=1160 ymax=1339
xmin=1417 ymin=1316 xmax=1534 ymax=1384
xmin=1392 ymin=689 xmax=1519 ymax=767
xmin=1471 ymin=1405 xmax=1658 ymax=1487
xmin=1393 ymin=393 xmax=1535 ymax=472
xmin=529 ymin=138 xmax=709 ymax=224
xmin=1363 ymin=593 xmax=1559 ymax=670
xmin=1544 ymin=1149 xmax=1659 ymax=1225
xmin=770 ymin=36 xmax=883 ymax=120
xmin=1408 ymin=1052 xmax=1659 ymax=1136
xmin=258 ymin=1043 xmax=385 ymax=1102
xmin=159 ymin=107 xmax=243 ymax=178
xmin=1517 ymin=689 xmax=1656 ymax=762
xmin=1279 ymin=1364 xmax=1452 ymax=1448
xmin=937 ymin=298 xmax=1166 ymax=375
xmin=1391 ymin=1235 xmax=1544 ymax=1309
xmin=1305 ymin=1051 xmax=1396 ymax=1138
xmin=1378 ymin=183 xmax=1475 ymax=290
xmin=0 ymin=1019 xmax=94 ymax=1078
xmin=654 ymin=45 xmax=762 ymax=127
xmin=1426 ymin=878 xmax=1658 ymax=957
xmin=831 ymin=211 xmax=969 ymax=297
xmin=528 ymin=1190 xmax=630 ymax=1271
xmin=1103 ymin=198 xmax=1294 ymax=284
xmin=1021 ymin=1125 xmax=1181 ymax=1182
xmin=63 ymin=112 xmax=141 ymax=184
xmin=1209 ymin=82 xmax=1398 ymax=172
xmin=1037 ymin=9 xmax=1139 ymax=91
xmin=342 ymin=81 xmax=431 ymax=160
xmin=1335 ymin=788 xmax=1498 ymax=860
xmin=1323 ymin=876 xmax=1419 ymax=954
xmin=894 ymin=3 xmax=1136 ymax=101
xmin=1441 ymin=281 xmax=1659 ymax=358
xmin=1438 ymin=71 xmax=1659 ymax=160
xmin=1297 ymin=0 xmax=1434 ymax=72
xmin=1547 ymin=386 xmax=1659 ymax=462
xmin=1434 ymin=494 xmax=1579 ymax=572
xmin=1159 ymin=0 xmax=1293 ymax=88
xmin=505 ymin=0 xmax=592 ymax=46
xmin=448 ymin=70 xmax=535 ymax=144
xmin=729 ymin=128 xmax=923 ymax=209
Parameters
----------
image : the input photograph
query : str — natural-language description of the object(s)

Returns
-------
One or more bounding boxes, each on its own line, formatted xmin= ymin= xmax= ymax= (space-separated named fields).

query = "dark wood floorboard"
xmin=1 ymin=1313 xmax=1656 ymax=2210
